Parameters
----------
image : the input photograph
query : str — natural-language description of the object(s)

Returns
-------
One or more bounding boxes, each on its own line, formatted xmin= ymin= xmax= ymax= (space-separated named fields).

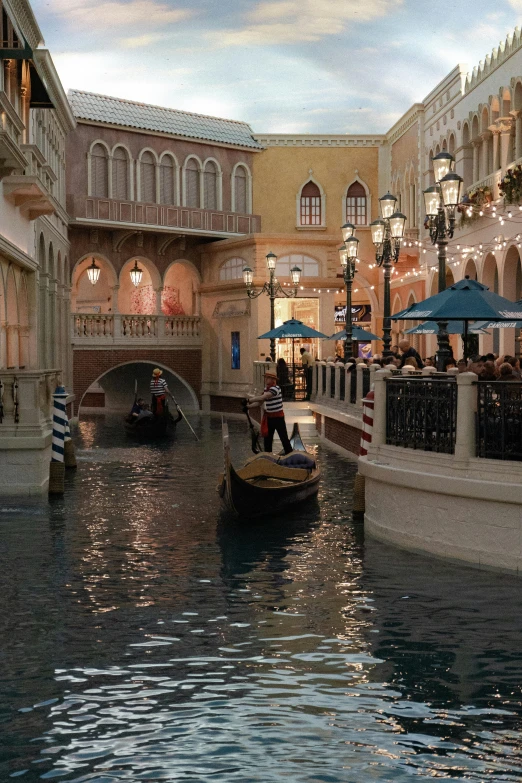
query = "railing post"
xmin=356 ymin=362 xmax=366 ymax=405
xmin=455 ymin=371 xmax=478 ymax=461
xmin=334 ymin=365 xmax=341 ymax=401
xmin=369 ymin=364 xmax=379 ymax=390
xmin=325 ymin=362 xmax=334 ymax=399
xmin=317 ymin=361 xmax=325 ymax=398
xmin=370 ymin=368 xmax=392 ymax=448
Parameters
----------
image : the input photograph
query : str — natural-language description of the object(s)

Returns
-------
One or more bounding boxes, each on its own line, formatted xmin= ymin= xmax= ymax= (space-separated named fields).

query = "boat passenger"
xmin=150 ymin=368 xmax=171 ymax=414
xmin=247 ymin=371 xmax=292 ymax=454
xmin=130 ymin=398 xmax=145 ymax=418
xmin=136 ymin=403 xmax=154 ymax=421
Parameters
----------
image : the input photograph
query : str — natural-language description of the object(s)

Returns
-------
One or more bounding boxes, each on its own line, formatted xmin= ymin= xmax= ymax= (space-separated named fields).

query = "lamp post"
xmin=370 ymin=193 xmax=407 ymax=358
xmin=243 ymin=252 xmax=301 ymax=362
xmin=423 ymin=151 xmax=464 ymax=369
xmin=339 ymin=221 xmax=359 ymax=360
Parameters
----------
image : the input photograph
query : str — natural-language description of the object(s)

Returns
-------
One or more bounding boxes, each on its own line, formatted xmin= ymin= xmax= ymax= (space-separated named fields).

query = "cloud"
xmin=49 ymin=0 xmax=195 ymax=31
xmin=211 ymin=0 xmax=402 ymax=46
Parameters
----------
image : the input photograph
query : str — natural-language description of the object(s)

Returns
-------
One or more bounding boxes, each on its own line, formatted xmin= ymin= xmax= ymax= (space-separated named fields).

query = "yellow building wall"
xmin=252 ymin=145 xmax=380 ymax=234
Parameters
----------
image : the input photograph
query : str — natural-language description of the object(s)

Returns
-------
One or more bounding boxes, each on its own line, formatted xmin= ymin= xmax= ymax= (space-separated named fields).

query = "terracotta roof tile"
xmin=68 ymin=89 xmax=263 ymax=150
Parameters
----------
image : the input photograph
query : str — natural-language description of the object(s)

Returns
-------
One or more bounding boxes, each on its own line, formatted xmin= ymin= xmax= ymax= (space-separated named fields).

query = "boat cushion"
xmin=279 ymin=452 xmax=316 ymax=470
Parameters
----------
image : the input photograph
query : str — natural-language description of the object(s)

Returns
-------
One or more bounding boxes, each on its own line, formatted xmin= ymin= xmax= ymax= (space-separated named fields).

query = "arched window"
xmin=160 ymin=155 xmax=176 ymax=205
xmin=112 ymin=146 xmax=130 ymax=200
xmin=233 ymin=165 xmax=248 ymax=213
xmin=140 ymin=151 xmax=156 ymax=203
xmin=300 ymin=181 xmax=321 ymax=225
xmin=346 ymin=181 xmax=367 ymax=225
xmin=219 ymin=257 xmax=246 ymax=281
xmin=204 ymin=161 xmax=218 ymax=210
xmin=90 ymin=143 xmax=108 ymax=198
xmin=185 ymin=158 xmax=200 ymax=207
xmin=276 ymin=254 xmax=319 ymax=278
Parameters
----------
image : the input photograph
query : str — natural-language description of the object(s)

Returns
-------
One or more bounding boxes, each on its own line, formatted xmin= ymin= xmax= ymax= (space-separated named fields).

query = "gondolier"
xmin=150 ymin=368 xmax=170 ymax=415
xmin=247 ymin=370 xmax=292 ymax=454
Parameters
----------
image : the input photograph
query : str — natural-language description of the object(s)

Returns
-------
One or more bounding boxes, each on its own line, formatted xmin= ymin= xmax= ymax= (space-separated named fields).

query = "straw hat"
xmin=152 ymin=368 xmax=162 ymax=376
xmin=264 ymin=371 xmax=277 ymax=380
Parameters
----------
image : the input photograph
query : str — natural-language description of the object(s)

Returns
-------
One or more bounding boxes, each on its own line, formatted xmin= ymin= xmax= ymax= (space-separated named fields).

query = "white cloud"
xmin=211 ymin=0 xmax=402 ymax=46
xmin=50 ymin=0 xmax=195 ymax=31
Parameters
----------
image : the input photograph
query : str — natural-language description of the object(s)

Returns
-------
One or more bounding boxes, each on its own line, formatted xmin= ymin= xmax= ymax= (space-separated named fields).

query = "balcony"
xmin=67 ymin=195 xmax=260 ymax=238
xmin=3 ymin=174 xmax=56 ymax=219
xmin=71 ymin=313 xmax=202 ymax=347
xmin=0 ymin=93 xmax=26 ymax=178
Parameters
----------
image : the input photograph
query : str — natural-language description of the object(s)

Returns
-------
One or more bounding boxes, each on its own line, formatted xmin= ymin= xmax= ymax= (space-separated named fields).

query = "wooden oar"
xmin=241 ymin=399 xmax=261 ymax=454
xmin=169 ymin=394 xmax=199 ymax=441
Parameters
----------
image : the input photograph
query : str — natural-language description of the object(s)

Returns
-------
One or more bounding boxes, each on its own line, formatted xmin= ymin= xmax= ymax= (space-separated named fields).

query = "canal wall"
xmin=310 ymin=403 xmax=362 ymax=458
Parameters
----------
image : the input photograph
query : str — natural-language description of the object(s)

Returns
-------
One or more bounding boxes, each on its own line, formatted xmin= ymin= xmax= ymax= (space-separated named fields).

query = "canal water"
xmin=1 ymin=415 xmax=522 ymax=782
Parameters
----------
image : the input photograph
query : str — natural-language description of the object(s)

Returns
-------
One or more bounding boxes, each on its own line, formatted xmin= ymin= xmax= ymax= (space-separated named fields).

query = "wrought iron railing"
xmin=349 ymin=365 xmax=357 ymax=404
xmin=386 ymin=377 xmax=457 ymax=454
xmin=362 ymin=367 xmax=370 ymax=399
xmin=476 ymin=381 xmax=522 ymax=461
xmin=330 ymin=366 xmax=336 ymax=398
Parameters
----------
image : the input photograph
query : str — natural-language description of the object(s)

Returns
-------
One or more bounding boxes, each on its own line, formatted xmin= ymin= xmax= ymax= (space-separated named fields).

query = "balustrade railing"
xmin=476 ymin=380 xmax=522 ymax=461
xmin=386 ymin=376 xmax=457 ymax=454
xmin=72 ymin=313 xmax=201 ymax=342
xmin=329 ymin=366 xmax=336 ymax=398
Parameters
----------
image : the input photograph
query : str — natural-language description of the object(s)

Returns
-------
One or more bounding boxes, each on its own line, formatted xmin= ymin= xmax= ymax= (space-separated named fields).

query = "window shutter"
xmin=300 ymin=180 xmax=321 ymax=225
xmin=234 ymin=167 xmax=247 ymax=213
xmin=204 ymin=162 xmax=217 ymax=209
xmin=140 ymin=152 xmax=156 ymax=203
xmin=186 ymin=160 xmax=200 ymax=207
xmin=160 ymin=157 xmax=175 ymax=205
xmin=91 ymin=144 xmax=108 ymax=198
xmin=112 ymin=147 xmax=129 ymax=200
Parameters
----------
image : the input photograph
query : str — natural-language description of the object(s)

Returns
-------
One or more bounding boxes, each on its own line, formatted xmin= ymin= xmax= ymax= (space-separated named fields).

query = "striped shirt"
xmin=150 ymin=377 xmax=168 ymax=396
xmin=264 ymin=384 xmax=284 ymax=416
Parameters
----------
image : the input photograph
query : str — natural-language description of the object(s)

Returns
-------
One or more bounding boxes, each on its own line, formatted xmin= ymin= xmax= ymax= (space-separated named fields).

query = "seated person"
xmin=136 ymin=403 xmax=154 ymax=421
xmin=130 ymin=397 xmax=145 ymax=417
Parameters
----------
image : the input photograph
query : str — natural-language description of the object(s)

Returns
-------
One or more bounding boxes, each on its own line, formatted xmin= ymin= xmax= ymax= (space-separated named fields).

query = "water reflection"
xmin=1 ymin=415 xmax=522 ymax=781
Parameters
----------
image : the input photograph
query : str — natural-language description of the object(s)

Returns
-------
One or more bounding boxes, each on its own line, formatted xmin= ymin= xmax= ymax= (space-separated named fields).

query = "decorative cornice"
xmin=464 ymin=26 xmax=522 ymax=94
xmin=386 ymin=104 xmax=424 ymax=145
xmin=0 ymin=233 xmax=36 ymax=271
xmin=252 ymin=134 xmax=384 ymax=148
xmin=32 ymin=51 xmax=76 ymax=133
xmin=3 ymin=0 xmax=43 ymax=50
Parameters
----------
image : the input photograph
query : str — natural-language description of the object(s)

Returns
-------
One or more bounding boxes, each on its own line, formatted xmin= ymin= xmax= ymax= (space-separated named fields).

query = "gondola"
xmin=218 ymin=421 xmax=320 ymax=518
xmin=124 ymin=406 xmax=182 ymax=440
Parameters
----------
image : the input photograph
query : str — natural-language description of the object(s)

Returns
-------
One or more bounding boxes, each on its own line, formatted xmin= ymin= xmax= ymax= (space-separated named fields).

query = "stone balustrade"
xmin=71 ymin=313 xmax=202 ymax=346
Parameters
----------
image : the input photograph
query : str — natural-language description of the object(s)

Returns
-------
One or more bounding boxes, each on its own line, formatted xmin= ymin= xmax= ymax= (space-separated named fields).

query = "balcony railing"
xmin=71 ymin=313 xmax=201 ymax=346
xmin=476 ymin=380 xmax=522 ymax=460
xmin=386 ymin=376 xmax=458 ymax=454
xmin=67 ymin=195 xmax=260 ymax=237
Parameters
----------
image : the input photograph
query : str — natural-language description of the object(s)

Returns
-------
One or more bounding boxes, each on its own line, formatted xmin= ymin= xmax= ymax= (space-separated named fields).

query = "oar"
xmin=169 ymin=394 xmax=199 ymax=441
xmin=241 ymin=398 xmax=261 ymax=454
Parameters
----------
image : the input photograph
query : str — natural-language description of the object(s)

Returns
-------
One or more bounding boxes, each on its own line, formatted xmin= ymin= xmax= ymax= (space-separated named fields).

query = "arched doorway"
xmin=500 ymin=246 xmax=521 ymax=356
xmin=481 ymin=253 xmax=499 ymax=355
xmin=162 ymin=261 xmax=200 ymax=316
xmin=80 ymin=361 xmax=199 ymax=417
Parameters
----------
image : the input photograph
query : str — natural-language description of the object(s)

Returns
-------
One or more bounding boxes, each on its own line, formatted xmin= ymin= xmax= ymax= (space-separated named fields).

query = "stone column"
xmin=498 ymin=118 xmax=514 ymax=170
xmin=110 ymin=284 xmax=120 ymax=314
xmin=155 ymin=287 xmax=164 ymax=315
xmin=325 ymin=362 xmax=334 ymax=398
xmin=472 ymin=140 xmax=480 ymax=183
xmin=370 ymin=368 xmax=392 ymax=448
xmin=39 ymin=272 xmax=49 ymax=369
xmin=0 ymin=320 xmax=7 ymax=369
xmin=481 ymin=131 xmax=490 ymax=176
xmin=490 ymin=129 xmax=500 ymax=172
xmin=455 ymin=372 xmax=478 ymax=462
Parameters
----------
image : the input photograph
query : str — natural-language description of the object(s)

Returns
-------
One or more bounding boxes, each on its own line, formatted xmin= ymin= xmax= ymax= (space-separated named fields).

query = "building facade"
xmin=0 ymin=0 xmax=74 ymax=493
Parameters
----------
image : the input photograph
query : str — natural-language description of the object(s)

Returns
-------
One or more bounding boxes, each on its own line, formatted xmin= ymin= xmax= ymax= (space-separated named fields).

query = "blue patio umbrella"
xmin=470 ymin=320 xmax=522 ymax=330
xmin=392 ymin=279 xmax=522 ymax=360
xmin=392 ymin=278 xmax=522 ymax=322
xmin=405 ymin=320 xmax=487 ymax=335
xmin=258 ymin=319 xmax=328 ymax=340
xmin=326 ymin=326 xmax=381 ymax=341
xmin=258 ymin=319 xmax=328 ymax=370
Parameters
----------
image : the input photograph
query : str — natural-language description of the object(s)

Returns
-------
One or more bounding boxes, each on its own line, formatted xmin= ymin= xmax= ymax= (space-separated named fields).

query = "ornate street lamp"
xmin=243 ymin=252 xmax=301 ymax=362
xmin=86 ymin=257 xmax=100 ymax=286
xmin=370 ymin=193 xmax=407 ymax=358
xmin=129 ymin=259 xmax=143 ymax=287
xmin=424 ymin=151 xmax=464 ymax=368
xmin=339 ymin=233 xmax=359 ymax=360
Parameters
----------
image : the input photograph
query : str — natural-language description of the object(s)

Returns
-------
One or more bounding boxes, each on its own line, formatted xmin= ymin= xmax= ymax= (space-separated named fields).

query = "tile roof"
xmin=68 ymin=89 xmax=263 ymax=150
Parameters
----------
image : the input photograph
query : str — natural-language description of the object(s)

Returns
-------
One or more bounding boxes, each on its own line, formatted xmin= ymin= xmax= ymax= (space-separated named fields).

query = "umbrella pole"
xmin=464 ymin=321 xmax=469 ymax=362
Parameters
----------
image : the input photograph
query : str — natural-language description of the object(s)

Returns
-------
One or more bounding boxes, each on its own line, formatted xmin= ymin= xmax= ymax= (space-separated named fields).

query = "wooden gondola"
xmin=124 ymin=406 xmax=182 ymax=440
xmin=218 ymin=421 xmax=320 ymax=518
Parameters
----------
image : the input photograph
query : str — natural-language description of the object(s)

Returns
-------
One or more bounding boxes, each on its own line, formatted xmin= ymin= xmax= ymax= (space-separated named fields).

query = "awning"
xmin=29 ymin=61 xmax=53 ymax=109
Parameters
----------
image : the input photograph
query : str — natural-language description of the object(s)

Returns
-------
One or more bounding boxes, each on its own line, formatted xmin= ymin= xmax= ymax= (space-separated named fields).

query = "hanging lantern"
xmin=129 ymin=260 xmax=143 ymax=287
xmin=86 ymin=258 xmax=100 ymax=286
